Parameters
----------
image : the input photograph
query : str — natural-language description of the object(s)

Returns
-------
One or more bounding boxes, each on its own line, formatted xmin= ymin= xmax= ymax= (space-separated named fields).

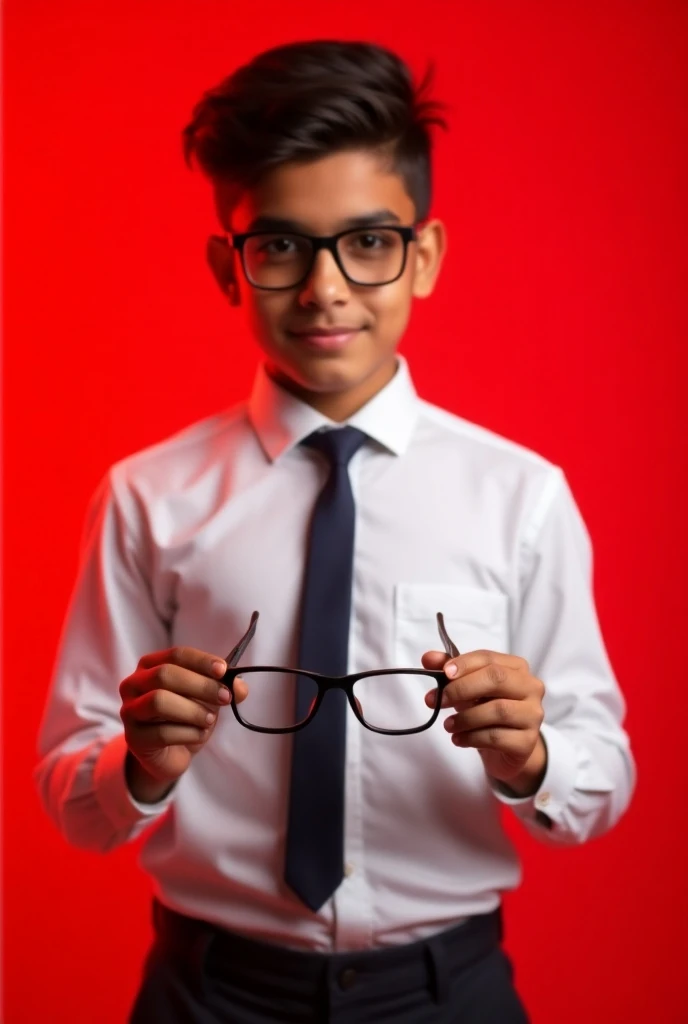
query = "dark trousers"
xmin=129 ymin=901 xmax=530 ymax=1024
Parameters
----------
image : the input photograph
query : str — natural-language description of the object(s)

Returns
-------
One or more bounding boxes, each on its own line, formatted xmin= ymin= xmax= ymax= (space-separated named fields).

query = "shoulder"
xmin=107 ymin=403 xmax=253 ymax=502
xmin=413 ymin=399 xmax=568 ymax=534
xmin=416 ymin=399 xmax=561 ymax=476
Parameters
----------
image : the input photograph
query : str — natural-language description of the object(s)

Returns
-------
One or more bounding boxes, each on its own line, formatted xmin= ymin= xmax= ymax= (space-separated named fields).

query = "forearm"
xmin=494 ymin=723 xmax=635 ymax=845
xmin=35 ymin=733 xmax=173 ymax=853
xmin=498 ymin=734 xmax=548 ymax=797
xmin=125 ymin=751 xmax=176 ymax=804
xmin=503 ymin=470 xmax=637 ymax=845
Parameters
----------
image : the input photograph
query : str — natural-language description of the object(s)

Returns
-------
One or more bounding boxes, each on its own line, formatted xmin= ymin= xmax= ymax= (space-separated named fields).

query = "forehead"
xmin=217 ymin=150 xmax=416 ymax=232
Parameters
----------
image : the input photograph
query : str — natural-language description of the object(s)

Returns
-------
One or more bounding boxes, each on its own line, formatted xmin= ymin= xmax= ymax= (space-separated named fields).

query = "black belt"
xmin=152 ymin=899 xmax=503 ymax=1006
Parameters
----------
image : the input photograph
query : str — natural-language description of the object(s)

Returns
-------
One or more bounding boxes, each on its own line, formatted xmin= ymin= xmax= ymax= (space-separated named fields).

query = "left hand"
xmin=423 ymin=649 xmax=547 ymax=796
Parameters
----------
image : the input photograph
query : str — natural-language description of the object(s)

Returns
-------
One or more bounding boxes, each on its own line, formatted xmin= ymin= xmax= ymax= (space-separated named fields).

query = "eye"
xmin=344 ymin=230 xmax=399 ymax=257
xmin=354 ymin=232 xmax=388 ymax=249
xmin=259 ymin=236 xmax=297 ymax=255
xmin=248 ymin=234 xmax=309 ymax=265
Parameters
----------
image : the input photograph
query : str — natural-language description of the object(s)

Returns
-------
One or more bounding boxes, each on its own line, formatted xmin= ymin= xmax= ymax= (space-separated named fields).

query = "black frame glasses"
xmin=229 ymin=226 xmax=418 ymax=291
xmin=221 ymin=611 xmax=460 ymax=736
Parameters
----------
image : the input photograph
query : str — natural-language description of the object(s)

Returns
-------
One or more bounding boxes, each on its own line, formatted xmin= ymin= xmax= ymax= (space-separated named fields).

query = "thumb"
xmin=421 ymin=649 xmax=450 ymax=670
xmin=232 ymin=676 xmax=249 ymax=704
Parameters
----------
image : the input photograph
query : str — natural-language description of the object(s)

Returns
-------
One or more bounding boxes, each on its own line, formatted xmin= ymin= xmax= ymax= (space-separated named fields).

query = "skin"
xmin=124 ymin=148 xmax=546 ymax=803
xmin=206 ymin=150 xmax=445 ymax=421
xmin=422 ymin=651 xmax=547 ymax=796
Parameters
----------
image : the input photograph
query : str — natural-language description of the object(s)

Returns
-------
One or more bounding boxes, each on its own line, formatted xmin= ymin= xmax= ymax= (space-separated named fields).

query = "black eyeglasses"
xmin=230 ymin=226 xmax=417 ymax=291
xmin=221 ymin=611 xmax=460 ymax=736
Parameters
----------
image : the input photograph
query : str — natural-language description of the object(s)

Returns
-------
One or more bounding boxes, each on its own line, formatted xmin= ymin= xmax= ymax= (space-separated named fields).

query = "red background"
xmin=3 ymin=2 xmax=688 ymax=1021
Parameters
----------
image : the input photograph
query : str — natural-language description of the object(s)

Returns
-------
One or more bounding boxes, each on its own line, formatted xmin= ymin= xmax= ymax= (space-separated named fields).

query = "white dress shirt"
xmin=36 ymin=357 xmax=635 ymax=952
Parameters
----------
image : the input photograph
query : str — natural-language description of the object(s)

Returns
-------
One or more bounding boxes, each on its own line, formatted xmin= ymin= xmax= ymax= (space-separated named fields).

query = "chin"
xmin=286 ymin=358 xmax=367 ymax=394
xmin=265 ymin=338 xmax=398 ymax=401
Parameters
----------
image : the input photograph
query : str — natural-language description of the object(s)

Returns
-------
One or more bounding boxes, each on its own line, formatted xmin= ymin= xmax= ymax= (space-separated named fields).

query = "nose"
xmin=298 ymin=248 xmax=350 ymax=309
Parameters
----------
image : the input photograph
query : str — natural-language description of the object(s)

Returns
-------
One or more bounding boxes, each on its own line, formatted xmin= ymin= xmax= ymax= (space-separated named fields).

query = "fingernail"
xmin=205 ymin=711 xmax=216 ymax=725
xmin=445 ymin=663 xmax=458 ymax=678
xmin=212 ymin=660 xmax=227 ymax=677
xmin=218 ymin=686 xmax=231 ymax=704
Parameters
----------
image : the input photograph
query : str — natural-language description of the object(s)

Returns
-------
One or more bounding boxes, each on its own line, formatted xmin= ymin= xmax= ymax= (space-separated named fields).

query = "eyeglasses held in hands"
xmin=221 ymin=611 xmax=460 ymax=736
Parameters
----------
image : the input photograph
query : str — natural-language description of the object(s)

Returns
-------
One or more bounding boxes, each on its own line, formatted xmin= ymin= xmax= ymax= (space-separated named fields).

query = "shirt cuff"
xmin=92 ymin=733 xmax=176 ymax=831
xmin=490 ymin=722 xmax=579 ymax=828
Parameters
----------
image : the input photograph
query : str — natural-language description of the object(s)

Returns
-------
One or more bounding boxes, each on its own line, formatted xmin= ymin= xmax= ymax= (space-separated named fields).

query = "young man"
xmin=36 ymin=40 xmax=635 ymax=1024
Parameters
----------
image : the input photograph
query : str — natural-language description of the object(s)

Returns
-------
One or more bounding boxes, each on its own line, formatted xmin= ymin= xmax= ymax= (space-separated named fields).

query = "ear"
xmin=411 ymin=219 xmax=447 ymax=299
xmin=206 ymin=234 xmax=241 ymax=306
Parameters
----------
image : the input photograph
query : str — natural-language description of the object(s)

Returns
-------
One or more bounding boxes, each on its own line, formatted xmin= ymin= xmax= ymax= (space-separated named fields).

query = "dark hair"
xmin=183 ymin=40 xmax=447 ymax=220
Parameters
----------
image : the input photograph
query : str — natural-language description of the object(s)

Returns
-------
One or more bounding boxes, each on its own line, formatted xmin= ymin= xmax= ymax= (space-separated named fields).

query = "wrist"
xmin=501 ymin=734 xmax=548 ymax=798
xmin=125 ymin=752 xmax=176 ymax=805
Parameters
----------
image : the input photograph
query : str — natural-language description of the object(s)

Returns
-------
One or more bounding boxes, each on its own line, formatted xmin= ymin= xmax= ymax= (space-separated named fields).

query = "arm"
xmin=35 ymin=470 xmax=175 ymax=851
xmin=424 ymin=468 xmax=635 ymax=845
xmin=500 ymin=468 xmax=636 ymax=843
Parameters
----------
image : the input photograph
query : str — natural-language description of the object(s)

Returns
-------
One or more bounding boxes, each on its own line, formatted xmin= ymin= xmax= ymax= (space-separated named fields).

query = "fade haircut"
xmin=183 ymin=40 xmax=447 ymax=220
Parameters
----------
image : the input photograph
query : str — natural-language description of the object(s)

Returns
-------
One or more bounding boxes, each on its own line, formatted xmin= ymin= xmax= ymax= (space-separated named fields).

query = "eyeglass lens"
xmin=235 ymin=670 xmax=442 ymax=732
xmin=242 ymin=229 xmax=407 ymax=288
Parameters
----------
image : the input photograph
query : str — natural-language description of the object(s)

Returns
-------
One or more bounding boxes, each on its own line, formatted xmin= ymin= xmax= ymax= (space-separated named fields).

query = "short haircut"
xmin=183 ymin=40 xmax=447 ymax=220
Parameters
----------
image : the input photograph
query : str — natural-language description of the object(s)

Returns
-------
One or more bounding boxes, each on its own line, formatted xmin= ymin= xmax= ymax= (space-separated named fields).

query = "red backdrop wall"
xmin=3 ymin=2 xmax=688 ymax=1022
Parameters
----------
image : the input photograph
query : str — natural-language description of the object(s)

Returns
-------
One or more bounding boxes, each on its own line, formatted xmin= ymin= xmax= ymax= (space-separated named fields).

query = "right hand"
xmin=120 ymin=646 xmax=248 ymax=802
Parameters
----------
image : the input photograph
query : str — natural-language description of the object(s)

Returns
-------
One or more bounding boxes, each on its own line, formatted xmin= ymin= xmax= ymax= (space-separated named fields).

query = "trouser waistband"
xmin=152 ymin=899 xmax=503 ymax=1006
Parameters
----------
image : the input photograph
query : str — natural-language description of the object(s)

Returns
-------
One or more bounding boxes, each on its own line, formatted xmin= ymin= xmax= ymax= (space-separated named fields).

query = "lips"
xmin=287 ymin=326 xmax=363 ymax=351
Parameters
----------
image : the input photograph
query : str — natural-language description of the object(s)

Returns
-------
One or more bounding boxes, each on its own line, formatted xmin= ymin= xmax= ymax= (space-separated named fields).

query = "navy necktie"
xmin=284 ymin=426 xmax=367 ymax=912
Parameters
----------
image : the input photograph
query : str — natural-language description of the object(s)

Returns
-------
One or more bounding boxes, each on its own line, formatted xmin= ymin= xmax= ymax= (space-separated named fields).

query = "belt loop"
xmin=425 ymin=935 xmax=449 ymax=1006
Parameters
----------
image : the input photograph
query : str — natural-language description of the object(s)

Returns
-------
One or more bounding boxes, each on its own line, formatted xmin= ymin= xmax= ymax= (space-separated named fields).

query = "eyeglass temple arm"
xmin=436 ymin=612 xmax=460 ymax=659
xmin=225 ymin=610 xmax=455 ymax=668
xmin=225 ymin=611 xmax=259 ymax=668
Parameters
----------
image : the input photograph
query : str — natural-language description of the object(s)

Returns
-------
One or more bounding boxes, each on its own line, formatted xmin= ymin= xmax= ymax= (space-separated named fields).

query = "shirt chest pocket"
xmin=394 ymin=583 xmax=510 ymax=666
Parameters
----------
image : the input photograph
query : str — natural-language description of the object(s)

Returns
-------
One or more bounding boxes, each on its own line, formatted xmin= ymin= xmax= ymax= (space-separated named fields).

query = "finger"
xmin=449 ymin=699 xmax=481 ymax=714
xmin=128 ymin=721 xmax=210 ymax=749
xmin=424 ymin=687 xmax=477 ymax=712
xmin=231 ymin=677 xmax=249 ymax=704
xmin=122 ymin=664 xmax=233 ymax=708
xmin=450 ymin=726 xmax=536 ymax=755
xmin=421 ymin=650 xmax=450 ymax=670
xmin=443 ymin=698 xmax=539 ymax=734
xmin=126 ymin=690 xmax=219 ymax=730
xmin=442 ymin=650 xmax=527 ymax=680
xmin=137 ymin=646 xmax=228 ymax=680
xmin=436 ymin=661 xmax=537 ymax=708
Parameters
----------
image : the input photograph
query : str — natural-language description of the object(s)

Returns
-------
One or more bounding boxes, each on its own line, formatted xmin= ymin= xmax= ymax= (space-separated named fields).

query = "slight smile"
xmin=287 ymin=327 xmax=364 ymax=352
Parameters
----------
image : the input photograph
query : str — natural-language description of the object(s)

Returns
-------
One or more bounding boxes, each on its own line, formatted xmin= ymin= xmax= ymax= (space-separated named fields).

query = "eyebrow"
xmin=245 ymin=209 xmax=403 ymax=233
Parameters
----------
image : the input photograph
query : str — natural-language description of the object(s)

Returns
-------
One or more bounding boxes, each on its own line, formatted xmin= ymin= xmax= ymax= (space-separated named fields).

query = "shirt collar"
xmin=248 ymin=356 xmax=420 ymax=462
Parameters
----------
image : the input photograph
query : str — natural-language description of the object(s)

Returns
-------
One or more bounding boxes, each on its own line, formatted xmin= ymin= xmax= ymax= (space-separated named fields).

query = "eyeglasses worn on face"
xmin=230 ymin=226 xmax=418 ymax=291
xmin=221 ymin=610 xmax=460 ymax=736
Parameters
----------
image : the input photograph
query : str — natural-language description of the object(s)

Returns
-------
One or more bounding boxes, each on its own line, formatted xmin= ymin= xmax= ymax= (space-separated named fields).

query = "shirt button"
xmin=344 ymin=862 xmax=355 ymax=877
xmin=338 ymin=967 xmax=357 ymax=990
xmin=537 ymin=791 xmax=551 ymax=808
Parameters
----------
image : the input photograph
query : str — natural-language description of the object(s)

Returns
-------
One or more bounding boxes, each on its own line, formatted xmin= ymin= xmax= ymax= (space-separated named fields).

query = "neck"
xmin=268 ymin=358 xmax=399 ymax=422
